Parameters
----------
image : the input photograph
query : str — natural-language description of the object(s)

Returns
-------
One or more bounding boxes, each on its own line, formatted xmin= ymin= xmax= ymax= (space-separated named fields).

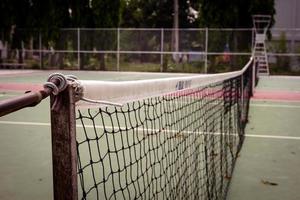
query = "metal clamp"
xmin=43 ymin=73 xmax=68 ymax=95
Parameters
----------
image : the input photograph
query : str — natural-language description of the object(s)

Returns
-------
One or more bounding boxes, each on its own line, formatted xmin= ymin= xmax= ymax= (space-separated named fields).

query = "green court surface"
xmin=0 ymin=100 xmax=52 ymax=200
xmin=256 ymin=76 xmax=300 ymax=92
xmin=0 ymin=71 xmax=300 ymax=200
xmin=1 ymin=70 xmax=200 ymax=200
xmin=227 ymin=76 xmax=300 ymax=200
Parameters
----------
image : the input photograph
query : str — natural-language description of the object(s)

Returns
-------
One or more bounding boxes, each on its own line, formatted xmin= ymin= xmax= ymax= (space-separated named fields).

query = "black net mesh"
xmin=76 ymin=65 xmax=253 ymax=200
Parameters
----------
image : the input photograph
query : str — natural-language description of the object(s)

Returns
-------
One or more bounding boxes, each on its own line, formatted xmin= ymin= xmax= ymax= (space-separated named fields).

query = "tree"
xmin=0 ymin=0 xmax=71 ymax=67
xmin=88 ymin=0 xmax=124 ymax=70
xmin=121 ymin=0 xmax=197 ymax=28
xmin=0 ymin=0 xmax=33 ymax=65
xmin=198 ymin=0 xmax=275 ymax=71
xmin=0 ymin=0 xmax=14 ymax=42
xmin=69 ymin=0 xmax=93 ymax=27
xmin=198 ymin=0 xmax=275 ymax=28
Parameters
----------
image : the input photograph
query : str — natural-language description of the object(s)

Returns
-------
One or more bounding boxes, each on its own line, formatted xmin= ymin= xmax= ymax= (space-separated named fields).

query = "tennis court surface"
xmin=0 ymin=63 xmax=299 ymax=200
xmin=227 ymin=76 xmax=300 ymax=200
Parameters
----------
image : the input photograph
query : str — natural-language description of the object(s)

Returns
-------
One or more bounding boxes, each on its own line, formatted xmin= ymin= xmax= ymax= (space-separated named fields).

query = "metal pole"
xmin=77 ymin=28 xmax=80 ymax=70
xmin=0 ymin=89 xmax=51 ymax=117
xmin=205 ymin=28 xmax=208 ymax=73
xmin=160 ymin=28 xmax=164 ymax=72
xmin=117 ymin=28 xmax=120 ymax=71
xmin=241 ymin=74 xmax=244 ymax=116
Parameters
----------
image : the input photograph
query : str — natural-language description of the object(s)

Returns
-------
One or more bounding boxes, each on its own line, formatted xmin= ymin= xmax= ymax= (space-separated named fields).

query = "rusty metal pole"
xmin=0 ymin=88 xmax=52 ymax=117
xmin=50 ymin=84 xmax=78 ymax=200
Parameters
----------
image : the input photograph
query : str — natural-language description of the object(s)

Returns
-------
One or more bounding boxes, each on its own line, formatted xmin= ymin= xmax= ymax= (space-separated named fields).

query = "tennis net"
xmin=48 ymin=57 xmax=255 ymax=200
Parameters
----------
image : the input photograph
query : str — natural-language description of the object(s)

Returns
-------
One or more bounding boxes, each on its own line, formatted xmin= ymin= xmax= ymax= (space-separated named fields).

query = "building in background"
xmin=273 ymin=0 xmax=300 ymax=29
xmin=270 ymin=0 xmax=300 ymax=71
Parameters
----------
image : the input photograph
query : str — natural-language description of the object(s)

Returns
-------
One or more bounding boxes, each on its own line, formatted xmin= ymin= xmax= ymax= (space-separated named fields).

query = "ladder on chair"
xmin=254 ymin=34 xmax=269 ymax=75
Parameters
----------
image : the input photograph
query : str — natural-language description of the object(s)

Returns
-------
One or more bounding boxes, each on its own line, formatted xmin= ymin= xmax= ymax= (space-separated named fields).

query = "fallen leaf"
xmin=261 ymin=180 xmax=278 ymax=186
xmin=224 ymin=175 xmax=231 ymax=180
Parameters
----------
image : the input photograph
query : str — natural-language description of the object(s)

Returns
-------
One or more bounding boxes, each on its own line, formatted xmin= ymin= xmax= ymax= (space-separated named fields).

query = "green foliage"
xmin=277 ymin=32 xmax=288 ymax=53
xmin=273 ymin=32 xmax=289 ymax=73
xmin=69 ymin=0 xmax=93 ymax=27
xmin=199 ymin=0 xmax=275 ymax=28
xmin=0 ymin=0 xmax=276 ymax=72
xmin=121 ymin=0 xmax=198 ymax=28
xmin=198 ymin=0 xmax=275 ymax=73
xmin=250 ymin=0 xmax=276 ymax=27
xmin=0 ymin=0 xmax=125 ymax=69
xmin=0 ymin=0 xmax=14 ymax=41
xmin=0 ymin=0 xmax=276 ymax=43
xmin=92 ymin=0 xmax=123 ymax=28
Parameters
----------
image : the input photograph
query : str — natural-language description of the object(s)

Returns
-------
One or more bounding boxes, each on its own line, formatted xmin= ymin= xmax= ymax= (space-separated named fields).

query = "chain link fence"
xmin=0 ymin=28 xmax=299 ymax=74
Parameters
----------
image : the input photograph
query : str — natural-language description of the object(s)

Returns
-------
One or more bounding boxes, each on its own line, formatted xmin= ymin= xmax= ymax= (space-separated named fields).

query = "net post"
xmin=252 ymin=58 xmax=256 ymax=96
xmin=241 ymin=72 xmax=244 ymax=116
xmin=50 ymin=84 xmax=78 ymax=200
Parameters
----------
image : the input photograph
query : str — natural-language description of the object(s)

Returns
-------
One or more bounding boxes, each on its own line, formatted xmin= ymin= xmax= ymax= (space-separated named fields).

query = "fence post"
xmin=117 ymin=28 xmax=120 ymax=71
xmin=205 ymin=27 xmax=208 ymax=73
xmin=77 ymin=28 xmax=80 ymax=70
xmin=39 ymin=31 xmax=42 ymax=69
xmin=160 ymin=28 xmax=164 ymax=72
xmin=251 ymin=28 xmax=255 ymax=51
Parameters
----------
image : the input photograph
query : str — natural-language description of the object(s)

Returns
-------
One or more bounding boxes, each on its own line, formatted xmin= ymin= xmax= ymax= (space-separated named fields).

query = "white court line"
xmin=252 ymin=99 xmax=300 ymax=103
xmin=0 ymin=94 xmax=19 ymax=97
xmin=245 ymin=134 xmax=300 ymax=140
xmin=251 ymin=103 xmax=300 ymax=109
xmin=0 ymin=121 xmax=50 ymax=126
xmin=264 ymin=75 xmax=300 ymax=79
xmin=1 ymin=120 xmax=300 ymax=140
